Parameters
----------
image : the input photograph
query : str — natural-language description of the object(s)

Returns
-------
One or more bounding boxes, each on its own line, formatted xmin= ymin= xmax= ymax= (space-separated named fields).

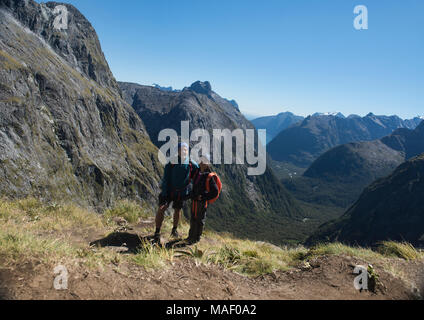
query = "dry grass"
xmin=132 ymin=240 xmax=175 ymax=271
xmin=0 ymin=198 xmax=422 ymax=278
xmin=104 ymin=199 xmax=151 ymax=224
xmin=186 ymin=233 xmax=308 ymax=276
xmin=306 ymin=242 xmax=383 ymax=261
xmin=376 ymin=241 xmax=423 ymax=261
xmin=0 ymin=198 xmax=118 ymax=270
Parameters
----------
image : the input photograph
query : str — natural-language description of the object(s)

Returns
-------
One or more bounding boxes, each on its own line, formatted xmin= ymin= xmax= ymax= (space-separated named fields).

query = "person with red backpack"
xmin=185 ymin=155 xmax=222 ymax=245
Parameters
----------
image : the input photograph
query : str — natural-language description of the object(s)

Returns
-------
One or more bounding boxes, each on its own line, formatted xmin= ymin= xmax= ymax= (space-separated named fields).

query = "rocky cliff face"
xmin=119 ymin=81 xmax=252 ymax=143
xmin=0 ymin=0 xmax=162 ymax=209
xmin=2 ymin=0 xmax=119 ymax=93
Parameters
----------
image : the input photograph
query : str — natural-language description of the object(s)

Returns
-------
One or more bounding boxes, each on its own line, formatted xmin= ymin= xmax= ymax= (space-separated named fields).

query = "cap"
xmin=178 ymin=142 xmax=189 ymax=150
xmin=199 ymin=154 xmax=211 ymax=164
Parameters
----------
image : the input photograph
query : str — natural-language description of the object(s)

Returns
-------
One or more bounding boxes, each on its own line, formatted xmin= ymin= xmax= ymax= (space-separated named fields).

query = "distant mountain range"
xmin=313 ymin=112 xmax=346 ymax=118
xmin=251 ymin=112 xmax=305 ymax=144
xmin=307 ymin=153 xmax=424 ymax=246
xmin=284 ymin=120 xmax=424 ymax=210
xmin=152 ymin=84 xmax=181 ymax=92
xmin=267 ymin=112 xmax=423 ymax=168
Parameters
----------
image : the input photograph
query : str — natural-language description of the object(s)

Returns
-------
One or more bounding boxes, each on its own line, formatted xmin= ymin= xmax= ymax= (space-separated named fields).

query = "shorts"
xmin=158 ymin=194 xmax=184 ymax=210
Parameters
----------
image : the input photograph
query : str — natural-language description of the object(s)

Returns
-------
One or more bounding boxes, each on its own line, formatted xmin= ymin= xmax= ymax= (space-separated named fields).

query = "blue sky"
xmin=42 ymin=0 xmax=423 ymax=119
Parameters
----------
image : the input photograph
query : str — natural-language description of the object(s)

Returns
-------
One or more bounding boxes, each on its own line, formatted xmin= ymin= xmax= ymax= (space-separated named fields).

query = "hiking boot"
xmin=170 ymin=228 xmax=180 ymax=239
xmin=153 ymin=232 xmax=161 ymax=243
xmin=184 ymin=237 xmax=196 ymax=245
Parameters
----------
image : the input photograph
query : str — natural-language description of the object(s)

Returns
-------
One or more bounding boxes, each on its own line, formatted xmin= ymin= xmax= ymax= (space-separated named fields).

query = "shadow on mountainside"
xmin=89 ymin=232 xmax=190 ymax=253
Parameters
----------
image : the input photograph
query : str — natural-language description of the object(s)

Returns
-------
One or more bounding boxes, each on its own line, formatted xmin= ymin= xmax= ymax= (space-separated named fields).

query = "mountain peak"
xmin=312 ymin=112 xmax=345 ymax=118
xmin=277 ymin=111 xmax=294 ymax=117
xmin=189 ymin=81 xmax=212 ymax=95
xmin=152 ymin=84 xmax=180 ymax=92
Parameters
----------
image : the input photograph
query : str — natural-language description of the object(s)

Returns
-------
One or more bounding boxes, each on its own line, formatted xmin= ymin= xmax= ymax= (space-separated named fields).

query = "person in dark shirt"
xmin=185 ymin=155 xmax=219 ymax=244
xmin=155 ymin=143 xmax=199 ymax=240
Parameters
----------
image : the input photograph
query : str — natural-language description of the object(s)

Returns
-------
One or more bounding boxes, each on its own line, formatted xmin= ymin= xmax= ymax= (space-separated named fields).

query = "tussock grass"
xmin=0 ymin=198 xmax=119 ymax=270
xmin=132 ymin=241 xmax=174 ymax=270
xmin=0 ymin=225 xmax=122 ymax=270
xmin=1 ymin=198 xmax=103 ymax=231
xmin=306 ymin=242 xmax=382 ymax=261
xmin=0 ymin=228 xmax=78 ymax=265
xmin=104 ymin=199 xmax=151 ymax=224
xmin=189 ymin=233 xmax=309 ymax=276
xmin=376 ymin=241 xmax=423 ymax=260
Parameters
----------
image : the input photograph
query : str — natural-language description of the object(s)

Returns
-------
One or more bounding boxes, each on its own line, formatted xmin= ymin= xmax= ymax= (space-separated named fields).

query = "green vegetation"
xmin=0 ymin=198 xmax=116 ymax=269
xmin=104 ymin=199 xmax=151 ymax=224
xmin=308 ymin=154 xmax=424 ymax=246
xmin=132 ymin=240 xmax=174 ymax=270
xmin=270 ymin=159 xmax=306 ymax=180
xmin=367 ymin=264 xmax=381 ymax=292
xmin=0 ymin=198 xmax=422 ymax=279
xmin=283 ymin=176 xmax=363 ymax=209
xmin=198 ymin=237 xmax=307 ymax=276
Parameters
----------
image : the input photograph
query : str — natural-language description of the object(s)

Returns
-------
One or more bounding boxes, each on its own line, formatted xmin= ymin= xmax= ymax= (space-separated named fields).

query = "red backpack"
xmin=205 ymin=173 xmax=222 ymax=207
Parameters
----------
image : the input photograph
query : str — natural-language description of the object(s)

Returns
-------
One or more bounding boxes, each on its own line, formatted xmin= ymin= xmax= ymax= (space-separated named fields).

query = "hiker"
xmin=185 ymin=155 xmax=221 ymax=244
xmin=154 ymin=142 xmax=198 ymax=241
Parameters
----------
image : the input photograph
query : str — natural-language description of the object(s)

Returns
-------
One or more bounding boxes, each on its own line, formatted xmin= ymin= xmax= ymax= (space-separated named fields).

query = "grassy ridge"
xmin=0 ymin=198 xmax=422 ymax=279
